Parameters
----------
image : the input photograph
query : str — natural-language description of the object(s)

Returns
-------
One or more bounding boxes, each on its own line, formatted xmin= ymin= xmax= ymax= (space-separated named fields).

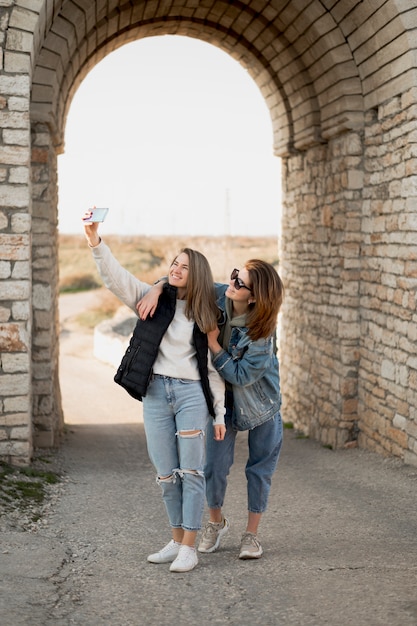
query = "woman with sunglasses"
xmin=83 ymin=214 xmax=226 ymax=573
xmin=198 ymin=261 xmax=284 ymax=559
xmin=138 ymin=260 xmax=284 ymax=560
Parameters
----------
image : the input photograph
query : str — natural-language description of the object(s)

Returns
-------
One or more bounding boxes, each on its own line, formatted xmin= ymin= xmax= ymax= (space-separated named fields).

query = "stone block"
xmin=4 ymin=396 xmax=30 ymax=412
xmin=402 ymin=176 xmax=417 ymax=197
xmin=1 ymin=352 xmax=29 ymax=373
xmin=10 ymin=426 xmax=31 ymax=440
xmin=2 ymin=413 xmax=29 ymax=426
xmin=0 ymin=74 xmax=30 ymax=97
xmin=0 ymin=322 xmax=28 ymax=351
xmin=379 ymin=96 xmax=402 ymax=120
xmin=32 ymin=284 xmax=52 ymax=311
xmin=4 ymin=50 xmax=31 ymax=73
xmin=407 ymin=355 xmax=417 ymax=370
xmin=345 ymin=133 xmax=363 ymax=155
xmin=0 ymin=440 xmax=31 ymax=459
xmin=11 ymin=261 xmax=30 ymax=280
xmin=11 ymin=213 xmax=31 ymax=233
xmin=0 ymin=261 xmax=11 ymax=279
xmin=9 ymin=5 xmax=39 ymax=30
xmin=402 ymin=87 xmax=417 ymax=108
xmin=393 ymin=413 xmax=408 ymax=431
xmin=5 ymin=28 xmax=33 ymax=53
xmin=0 ymin=145 xmax=29 ymax=166
xmin=9 ymin=166 xmax=29 ymax=183
xmin=386 ymin=426 xmax=408 ymax=448
xmin=0 ymin=280 xmax=30 ymax=300
xmin=405 ymin=420 xmax=417 ymax=440
xmin=0 ymin=184 xmax=29 ymax=208
xmin=0 ymin=306 xmax=10 ymax=322
xmin=32 ymin=362 xmax=54 ymax=380
xmin=0 ymin=373 xmax=30 ymax=395
xmin=34 ymin=430 xmax=55 ymax=448
xmin=3 ymin=129 xmax=29 ymax=146
xmin=337 ymin=321 xmax=360 ymax=339
xmin=404 ymin=450 xmax=417 ymax=467
xmin=8 ymin=96 xmax=29 ymax=111
xmin=11 ymin=301 xmax=30 ymax=321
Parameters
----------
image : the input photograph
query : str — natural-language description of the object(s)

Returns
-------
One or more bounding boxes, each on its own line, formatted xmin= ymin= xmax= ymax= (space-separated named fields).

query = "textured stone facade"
xmin=0 ymin=1 xmax=416 ymax=466
xmin=358 ymin=90 xmax=417 ymax=464
xmin=280 ymin=131 xmax=364 ymax=450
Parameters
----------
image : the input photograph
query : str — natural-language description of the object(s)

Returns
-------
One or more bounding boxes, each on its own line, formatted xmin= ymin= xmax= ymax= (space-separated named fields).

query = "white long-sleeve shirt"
xmin=91 ymin=240 xmax=225 ymax=425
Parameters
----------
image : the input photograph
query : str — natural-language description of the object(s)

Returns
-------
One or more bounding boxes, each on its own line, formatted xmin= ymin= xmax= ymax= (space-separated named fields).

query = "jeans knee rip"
xmin=173 ymin=468 xmax=205 ymax=480
xmin=176 ymin=429 xmax=204 ymax=439
xmin=156 ymin=474 xmax=174 ymax=485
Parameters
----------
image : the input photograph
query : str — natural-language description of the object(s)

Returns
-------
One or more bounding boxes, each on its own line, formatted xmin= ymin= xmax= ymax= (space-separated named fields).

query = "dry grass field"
xmin=59 ymin=234 xmax=280 ymax=326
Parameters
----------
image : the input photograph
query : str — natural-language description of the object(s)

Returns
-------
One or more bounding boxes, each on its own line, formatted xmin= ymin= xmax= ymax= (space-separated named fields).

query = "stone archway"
xmin=1 ymin=1 xmax=416 ymax=467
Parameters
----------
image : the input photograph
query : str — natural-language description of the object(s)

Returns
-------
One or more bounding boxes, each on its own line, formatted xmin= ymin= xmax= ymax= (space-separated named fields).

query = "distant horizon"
xmin=59 ymin=231 xmax=279 ymax=239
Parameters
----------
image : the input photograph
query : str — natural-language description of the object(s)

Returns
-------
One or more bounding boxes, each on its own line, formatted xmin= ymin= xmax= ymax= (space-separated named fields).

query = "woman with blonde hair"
xmin=83 ymin=213 xmax=225 ymax=573
xmin=139 ymin=259 xmax=284 ymax=560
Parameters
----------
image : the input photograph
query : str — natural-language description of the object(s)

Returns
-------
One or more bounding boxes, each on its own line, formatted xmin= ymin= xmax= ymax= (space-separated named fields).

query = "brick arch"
xmin=30 ymin=1 xmax=366 ymax=158
xmin=2 ymin=0 xmax=417 ymax=466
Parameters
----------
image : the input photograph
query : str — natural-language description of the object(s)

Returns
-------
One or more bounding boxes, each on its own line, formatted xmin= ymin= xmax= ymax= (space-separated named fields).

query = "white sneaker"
xmin=169 ymin=545 xmax=198 ymax=572
xmin=147 ymin=539 xmax=181 ymax=564
xmin=198 ymin=516 xmax=230 ymax=553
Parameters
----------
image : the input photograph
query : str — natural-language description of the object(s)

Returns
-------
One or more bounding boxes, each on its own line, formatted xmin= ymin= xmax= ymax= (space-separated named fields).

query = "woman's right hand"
xmin=82 ymin=210 xmax=101 ymax=247
xmin=207 ymin=327 xmax=221 ymax=354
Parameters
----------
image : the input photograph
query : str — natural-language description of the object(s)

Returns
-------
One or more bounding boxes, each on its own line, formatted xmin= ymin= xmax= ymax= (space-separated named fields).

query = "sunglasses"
xmin=231 ymin=268 xmax=252 ymax=292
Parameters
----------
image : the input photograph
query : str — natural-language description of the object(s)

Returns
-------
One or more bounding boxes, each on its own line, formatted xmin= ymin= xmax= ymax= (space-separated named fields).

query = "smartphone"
xmin=84 ymin=207 xmax=109 ymax=222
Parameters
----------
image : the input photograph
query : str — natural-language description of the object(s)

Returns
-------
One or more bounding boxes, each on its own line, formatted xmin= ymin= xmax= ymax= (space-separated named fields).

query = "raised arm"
xmin=82 ymin=211 xmax=151 ymax=312
xmin=82 ymin=210 xmax=101 ymax=247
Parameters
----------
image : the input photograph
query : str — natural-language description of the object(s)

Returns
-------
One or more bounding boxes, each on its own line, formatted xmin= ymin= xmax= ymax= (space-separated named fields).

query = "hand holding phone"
xmin=82 ymin=207 xmax=109 ymax=223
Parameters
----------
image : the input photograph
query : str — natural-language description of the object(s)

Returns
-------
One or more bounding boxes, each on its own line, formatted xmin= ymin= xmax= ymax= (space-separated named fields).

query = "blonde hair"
xmin=245 ymin=260 xmax=284 ymax=341
xmin=170 ymin=248 xmax=219 ymax=332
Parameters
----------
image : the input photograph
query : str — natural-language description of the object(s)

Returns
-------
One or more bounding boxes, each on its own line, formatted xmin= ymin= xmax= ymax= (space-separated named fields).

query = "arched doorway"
xmin=29 ymin=1 xmax=363 ymax=452
xmin=1 ymin=1 xmax=416 ymax=466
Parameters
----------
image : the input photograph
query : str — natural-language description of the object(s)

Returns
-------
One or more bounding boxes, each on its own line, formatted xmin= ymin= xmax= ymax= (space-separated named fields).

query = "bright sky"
xmin=58 ymin=35 xmax=282 ymax=237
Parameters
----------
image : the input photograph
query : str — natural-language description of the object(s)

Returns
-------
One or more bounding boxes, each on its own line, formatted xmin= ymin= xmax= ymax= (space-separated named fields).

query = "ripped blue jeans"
xmin=143 ymin=374 xmax=209 ymax=531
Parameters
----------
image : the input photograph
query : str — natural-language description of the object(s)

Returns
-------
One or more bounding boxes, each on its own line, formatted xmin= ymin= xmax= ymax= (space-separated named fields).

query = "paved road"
xmin=1 ymin=293 xmax=416 ymax=625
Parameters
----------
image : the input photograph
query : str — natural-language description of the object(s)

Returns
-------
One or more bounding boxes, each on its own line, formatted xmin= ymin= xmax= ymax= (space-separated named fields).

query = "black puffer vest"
xmin=114 ymin=283 xmax=215 ymax=417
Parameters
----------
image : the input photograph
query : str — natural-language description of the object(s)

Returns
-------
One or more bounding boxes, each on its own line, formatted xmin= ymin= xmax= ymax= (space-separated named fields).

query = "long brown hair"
xmin=245 ymin=259 xmax=284 ymax=341
xmin=171 ymin=248 xmax=219 ymax=332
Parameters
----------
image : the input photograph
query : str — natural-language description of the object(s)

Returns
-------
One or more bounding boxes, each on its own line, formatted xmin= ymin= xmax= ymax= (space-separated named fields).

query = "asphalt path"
xmin=1 ymin=292 xmax=416 ymax=625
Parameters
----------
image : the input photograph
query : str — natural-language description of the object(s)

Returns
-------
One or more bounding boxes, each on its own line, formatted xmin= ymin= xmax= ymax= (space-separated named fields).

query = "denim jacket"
xmin=213 ymin=285 xmax=282 ymax=431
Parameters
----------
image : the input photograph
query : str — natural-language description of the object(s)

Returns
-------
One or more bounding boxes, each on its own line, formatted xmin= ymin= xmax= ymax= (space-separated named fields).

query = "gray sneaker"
xmin=239 ymin=532 xmax=263 ymax=559
xmin=198 ymin=516 xmax=230 ymax=553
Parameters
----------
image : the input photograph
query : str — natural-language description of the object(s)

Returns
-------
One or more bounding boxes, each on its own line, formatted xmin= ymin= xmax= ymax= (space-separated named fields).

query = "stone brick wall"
xmin=280 ymin=132 xmax=363 ymax=450
xmin=358 ymin=88 xmax=417 ymax=464
xmin=0 ymin=0 xmax=33 ymax=465
xmin=31 ymin=121 xmax=63 ymax=449
xmin=280 ymin=88 xmax=417 ymax=467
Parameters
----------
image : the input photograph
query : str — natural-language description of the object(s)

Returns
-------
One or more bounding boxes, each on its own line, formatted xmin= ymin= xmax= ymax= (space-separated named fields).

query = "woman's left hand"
xmin=214 ymin=424 xmax=226 ymax=441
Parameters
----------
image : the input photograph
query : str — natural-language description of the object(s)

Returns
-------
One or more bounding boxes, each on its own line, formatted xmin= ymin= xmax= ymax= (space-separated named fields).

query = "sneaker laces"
xmin=204 ymin=521 xmax=219 ymax=539
xmin=206 ymin=518 xmax=224 ymax=534
xmin=241 ymin=532 xmax=260 ymax=548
